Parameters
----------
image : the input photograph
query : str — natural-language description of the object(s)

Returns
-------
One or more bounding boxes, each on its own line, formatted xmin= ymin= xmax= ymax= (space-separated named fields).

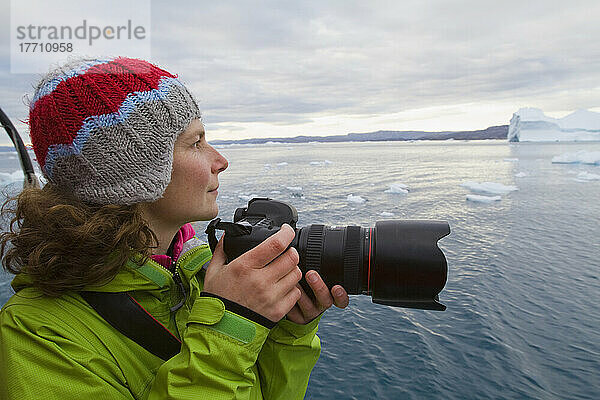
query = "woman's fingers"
xmin=266 ymin=247 xmax=300 ymax=283
xmin=234 ymin=224 xmax=295 ymax=269
xmin=305 ymin=270 xmax=333 ymax=310
xmin=295 ymin=284 xmax=316 ymax=314
xmin=302 ymin=271 xmax=350 ymax=311
xmin=285 ymin=304 xmax=304 ymax=324
xmin=331 ymin=285 xmax=349 ymax=308
xmin=208 ymin=234 xmax=227 ymax=266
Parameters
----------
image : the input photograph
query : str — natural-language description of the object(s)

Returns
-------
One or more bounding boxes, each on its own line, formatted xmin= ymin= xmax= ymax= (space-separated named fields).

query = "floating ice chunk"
xmin=347 ymin=194 xmax=365 ymax=203
xmin=238 ymin=194 xmax=258 ymax=201
xmin=466 ymin=194 xmax=501 ymax=203
xmin=0 ymin=170 xmax=24 ymax=186
xmin=461 ymin=181 xmax=518 ymax=195
xmin=309 ymin=160 xmax=333 ymax=166
xmin=515 ymin=172 xmax=528 ymax=178
xmin=552 ymin=151 xmax=600 ymax=165
xmin=574 ymin=171 xmax=600 ymax=181
xmin=503 ymin=158 xmax=519 ymax=162
xmin=270 ymin=190 xmax=281 ymax=194
xmin=552 ymin=152 xmax=583 ymax=164
xmin=380 ymin=212 xmax=395 ymax=217
xmin=574 ymin=152 xmax=600 ymax=164
xmin=384 ymin=183 xmax=409 ymax=194
xmin=286 ymin=186 xmax=302 ymax=191
xmin=276 ymin=162 xmax=288 ymax=166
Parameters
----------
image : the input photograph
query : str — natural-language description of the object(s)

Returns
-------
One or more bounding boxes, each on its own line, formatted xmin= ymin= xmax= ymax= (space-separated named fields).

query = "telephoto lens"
xmin=206 ymin=198 xmax=450 ymax=311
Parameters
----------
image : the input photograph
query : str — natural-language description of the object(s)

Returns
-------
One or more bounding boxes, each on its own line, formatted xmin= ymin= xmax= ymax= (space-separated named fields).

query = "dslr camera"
xmin=206 ymin=198 xmax=450 ymax=311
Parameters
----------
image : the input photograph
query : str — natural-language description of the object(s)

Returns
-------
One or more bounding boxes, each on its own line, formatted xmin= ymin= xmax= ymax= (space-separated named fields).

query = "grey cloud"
xmin=1 ymin=0 xmax=599 ymax=146
xmin=150 ymin=0 xmax=600 ymax=120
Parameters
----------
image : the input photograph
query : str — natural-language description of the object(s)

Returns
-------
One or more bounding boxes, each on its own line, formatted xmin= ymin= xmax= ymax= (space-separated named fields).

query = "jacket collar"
xmin=150 ymin=223 xmax=197 ymax=270
xmin=10 ymin=231 xmax=213 ymax=294
xmin=94 ymin=235 xmax=212 ymax=293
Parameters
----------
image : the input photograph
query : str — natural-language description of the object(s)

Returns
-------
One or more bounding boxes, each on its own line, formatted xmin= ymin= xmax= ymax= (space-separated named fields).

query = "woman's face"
xmin=145 ymin=118 xmax=228 ymax=226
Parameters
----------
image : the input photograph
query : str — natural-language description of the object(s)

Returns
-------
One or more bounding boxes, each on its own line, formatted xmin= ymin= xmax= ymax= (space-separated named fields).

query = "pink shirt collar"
xmin=150 ymin=223 xmax=196 ymax=270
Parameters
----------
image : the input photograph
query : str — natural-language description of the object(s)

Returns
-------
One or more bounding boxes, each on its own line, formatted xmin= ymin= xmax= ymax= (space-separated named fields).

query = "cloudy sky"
xmin=1 ymin=0 xmax=600 ymax=145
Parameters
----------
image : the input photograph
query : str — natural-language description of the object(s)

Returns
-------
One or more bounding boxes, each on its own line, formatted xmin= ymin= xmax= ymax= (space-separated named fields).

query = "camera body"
xmin=207 ymin=198 xmax=450 ymax=311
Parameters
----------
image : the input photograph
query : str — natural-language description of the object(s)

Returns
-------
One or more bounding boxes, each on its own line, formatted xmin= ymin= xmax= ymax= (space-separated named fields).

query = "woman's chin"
xmin=204 ymin=204 xmax=219 ymax=220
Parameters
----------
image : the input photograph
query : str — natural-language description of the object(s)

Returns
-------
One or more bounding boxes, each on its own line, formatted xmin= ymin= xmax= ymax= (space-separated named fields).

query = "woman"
xmin=0 ymin=56 xmax=349 ymax=399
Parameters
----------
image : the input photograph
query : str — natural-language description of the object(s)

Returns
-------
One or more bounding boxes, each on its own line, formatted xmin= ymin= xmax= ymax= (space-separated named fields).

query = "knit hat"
xmin=28 ymin=56 xmax=201 ymax=205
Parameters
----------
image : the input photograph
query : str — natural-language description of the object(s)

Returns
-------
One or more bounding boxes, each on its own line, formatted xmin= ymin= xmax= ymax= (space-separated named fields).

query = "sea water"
xmin=1 ymin=140 xmax=598 ymax=399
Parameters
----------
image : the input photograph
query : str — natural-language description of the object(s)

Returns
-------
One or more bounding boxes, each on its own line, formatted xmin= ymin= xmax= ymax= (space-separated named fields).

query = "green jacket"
xmin=0 ymin=236 xmax=321 ymax=399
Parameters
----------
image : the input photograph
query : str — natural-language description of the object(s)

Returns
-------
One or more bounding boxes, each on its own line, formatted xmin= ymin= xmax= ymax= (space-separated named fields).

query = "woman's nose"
xmin=212 ymin=147 xmax=228 ymax=173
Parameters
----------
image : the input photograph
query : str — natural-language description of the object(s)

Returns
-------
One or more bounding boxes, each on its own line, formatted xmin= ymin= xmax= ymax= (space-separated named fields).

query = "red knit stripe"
xmin=29 ymin=57 xmax=177 ymax=170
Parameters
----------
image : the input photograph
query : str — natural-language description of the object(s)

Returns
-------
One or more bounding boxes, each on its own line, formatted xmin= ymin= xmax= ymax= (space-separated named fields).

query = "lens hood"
xmin=371 ymin=220 xmax=450 ymax=311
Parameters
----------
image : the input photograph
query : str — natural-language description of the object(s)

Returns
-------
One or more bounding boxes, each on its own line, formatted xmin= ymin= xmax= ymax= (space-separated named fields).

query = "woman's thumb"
xmin=209 ymin=234 xmax=227 ymax=266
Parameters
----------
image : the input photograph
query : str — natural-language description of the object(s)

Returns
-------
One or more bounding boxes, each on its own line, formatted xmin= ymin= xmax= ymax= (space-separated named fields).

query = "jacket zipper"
xmin=151 ymin=246 xmax=202 ymax=338
xmin=168 ymin=258 xmax=185 ymax=340
xmin=170 ymin=258 xmax=187 ymax=313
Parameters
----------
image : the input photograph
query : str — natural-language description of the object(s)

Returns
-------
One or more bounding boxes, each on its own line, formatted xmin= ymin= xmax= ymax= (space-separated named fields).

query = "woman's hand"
xmin=285 ymin=270 xmax=349 ymax=325
xmin=203 ymin=224 xmax=303 ymax=323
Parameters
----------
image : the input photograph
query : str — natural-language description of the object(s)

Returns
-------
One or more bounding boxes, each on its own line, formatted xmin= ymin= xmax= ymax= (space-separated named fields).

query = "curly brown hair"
xmin=0 ymin=182 xmax=159 ymax=297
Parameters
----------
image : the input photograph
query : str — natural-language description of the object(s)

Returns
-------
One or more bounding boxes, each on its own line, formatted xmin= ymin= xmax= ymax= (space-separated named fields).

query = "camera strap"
xmin=80 ymin=291 xmax=182 ymax=361
xmin=79 ymin=221 xmax=250 ymax=362
xmin=205 ymin=218 xmax=252 ymax=253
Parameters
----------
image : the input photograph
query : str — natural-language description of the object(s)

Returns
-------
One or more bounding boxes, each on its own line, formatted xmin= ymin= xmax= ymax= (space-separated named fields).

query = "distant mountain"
xmin=209 ymin=125 xmax=508 ymax=145
xmin=0 ymin=125 xmax=509 ymax=151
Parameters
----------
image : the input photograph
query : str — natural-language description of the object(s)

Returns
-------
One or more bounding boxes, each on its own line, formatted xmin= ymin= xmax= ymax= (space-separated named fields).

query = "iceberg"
xmin=507 ymin=108 xmax=600 ymax=142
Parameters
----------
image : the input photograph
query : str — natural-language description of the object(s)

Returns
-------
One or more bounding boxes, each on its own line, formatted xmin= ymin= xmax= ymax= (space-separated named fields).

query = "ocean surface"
xmin=1 ymin=140 xmax=599 ymax=399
